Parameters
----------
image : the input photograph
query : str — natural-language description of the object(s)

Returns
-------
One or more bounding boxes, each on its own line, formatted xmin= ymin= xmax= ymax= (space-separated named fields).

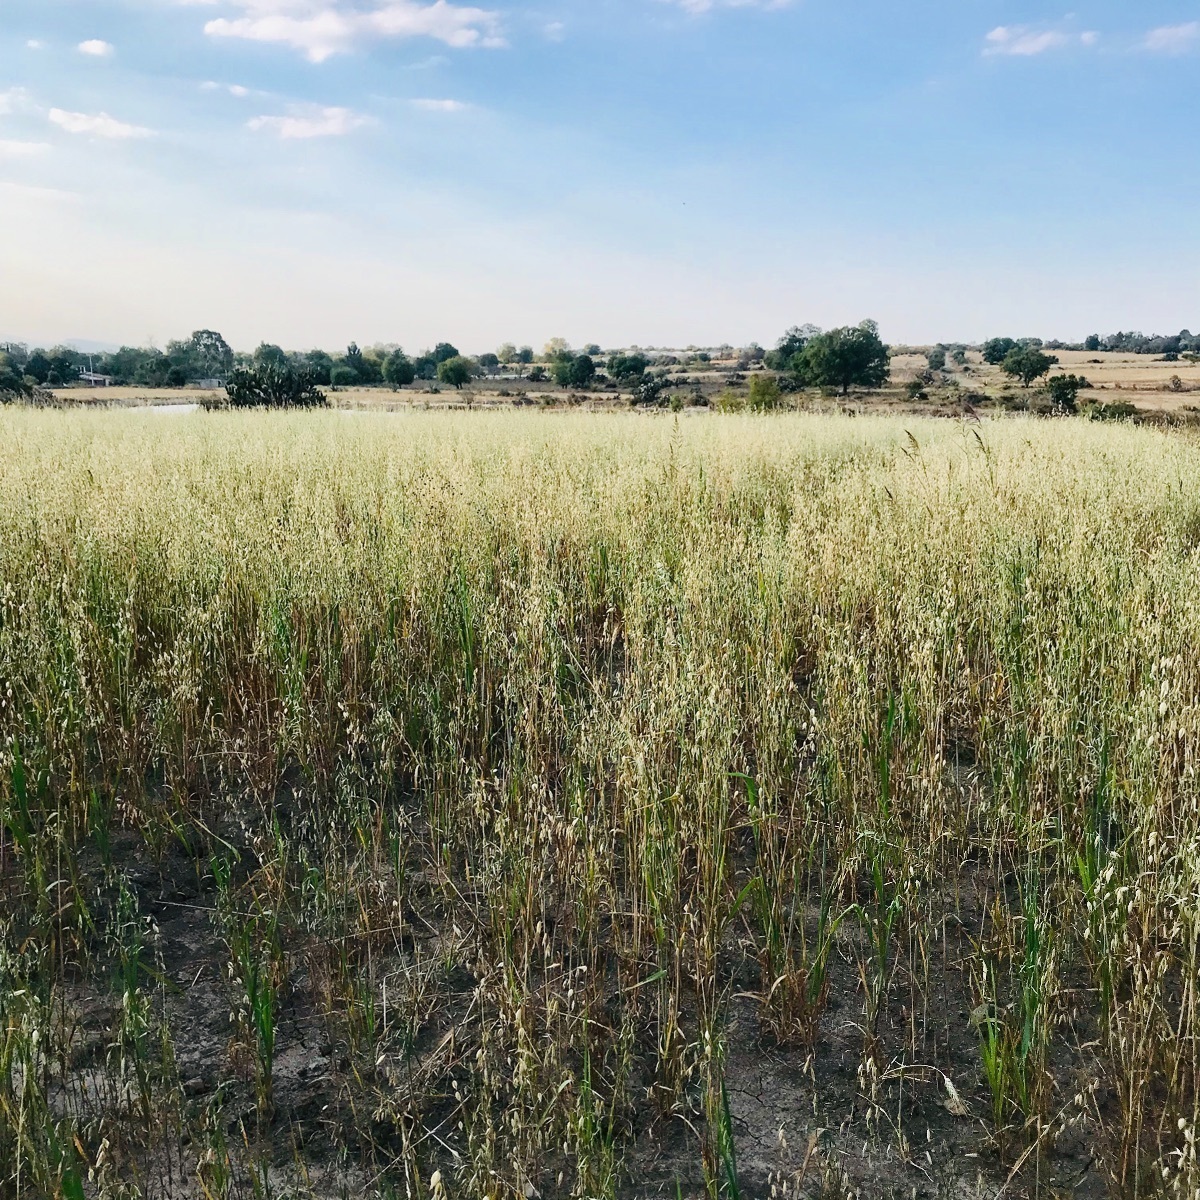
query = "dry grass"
xmin=2 ymin=409 xmax=1200 ymax=1198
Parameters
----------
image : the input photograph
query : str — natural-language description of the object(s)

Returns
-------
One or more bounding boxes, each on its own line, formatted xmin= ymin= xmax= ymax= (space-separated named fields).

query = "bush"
xmin=1044 ymin=373 xmax=1089 ymax=415
xmin=437 ymin=357 xmax=474 ymax=390
xmin=224 ymin=363 xmax=328 ymax=409
xmin=927 ymin=349 xmax=947 ymax=372
xmin=634 ymin=375 xmax=668 ymax=407
xmin=982 ymin=337 xmax=1017 ymax=365
xmin=383 ymin=350 xmax=415 ymax=389
xmin=1002 ymin=347 xmax=1059 ymax=388
xmin=330 ymin=366 xmax=358 ymax=389
xmin=748 ymin=375 xmax=782 ymax=411
xmin=1089 ymin=401 xmax=1138 ymax=422
xmin=0 ymin=354 xmax=30 ymax=401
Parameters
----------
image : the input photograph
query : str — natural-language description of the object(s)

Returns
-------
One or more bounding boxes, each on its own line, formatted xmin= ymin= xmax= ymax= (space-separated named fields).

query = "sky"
xmin=0 ymin=1 xmax=1198 ymax=353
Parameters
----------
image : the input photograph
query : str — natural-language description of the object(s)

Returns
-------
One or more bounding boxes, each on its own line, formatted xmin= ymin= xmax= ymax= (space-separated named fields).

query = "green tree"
xmin=927 ymin=348 xmax=947 ymax=372
xmin=564 ymin=354 xmax=596 ymax=388
xmin=24 ymin=351 xmax=51 ymax=384
xmin=437 ymin=356 xmax=473 ymax=389
xmin=174 ymin=330 xmax=234 ymax=380
xmin=224 ymin=362 xmax=327 ymax=409
xmin=253 ymin=343 xmax=288 ymax=369
xmin=1084 ymin=334 xmax=1102 ymax=352
xmin=796 ymin=321 xmax=890 ymax=395
xmin=748 ymin=375 xmax=782 ymax=411
xmin=1002 ymin=346 xmax=1059 ymax=388
xmin=342 ymin=343 xmax=366 ymax=382
xmin=0 ymin=352 xmax=30 ymax=400
xmin=1044 ymin=373 xmax=1089 ymax=414
xmin=330 ymin=365 xmax=358 ymax=388
xmin=982 ymin=337 xmax=1017 ymax=365
xmin=497 ymin=343 xmax=517 ymax=364
xmin=383 ymin=350 xmax=415 ymax=389
xmin=514 ymin=346 xmax=535 ymax=365
xmin=765 ymin=324 xmax=820 ymax=370
xmin=304 ymin=350 xmax=334 ymax=385
xmin=608 ymin=353 xmax=649 ymax=381
xmin=134 ymin=351 xmax=171 ymax=387
xmin=478 ymin=353 xmax=500 ymax=376
xmin=432 ymin=342 xmax=460 ymax=364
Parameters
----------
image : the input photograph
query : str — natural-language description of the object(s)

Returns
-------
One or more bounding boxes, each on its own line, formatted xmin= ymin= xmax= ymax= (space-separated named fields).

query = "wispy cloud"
xmin=198 ymin=1 xmax=504 ymax=63
xmin=0 ymin=87 xmax=34 ymax=115
xmin=27 ymin=40 xmax=45 ymax=51
xmin=49 ymin=109 xmax=153 ymax=139
xmin=984 ymin=25 xmax=1098 ymax=56
xmin=411 ymin=97 xmax=468 ymax=112
xmin=1143 ymin=22 xmax=1200 ymax=55
xmin=247 ymin=105 xmax=372 ymax=138
xmin=201 ymin=80 xmax=255 ymax=97
xmin=663 ymin=0 xmax=794 ymax=13
xmin=78 ymin=39 xmax=116 ymax=57
xmin=0 ymin=140 xmax=51 ymax=159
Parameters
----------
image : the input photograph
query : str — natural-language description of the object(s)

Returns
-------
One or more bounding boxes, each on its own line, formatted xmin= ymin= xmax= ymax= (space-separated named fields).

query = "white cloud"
xmin=984 ymin=25 xmax=1096 ymax=56
xmin=27 ymin=40 xmax=45 ymax=50
xmin=202 ymin=80 xmax=255 ymax=96
xmin=411 ymin=97 xmax=468 ymax=112
xmin=543 ymin=20 xmax=565 ymax=41
xmin=198 ymin=1 xmax=504 ymax=63
xmin=49 ymin=109 xmax=153 ymax=139
xmin=78 ymin=39 xmax=116 ymax=57
xmin=0 ymin=140 xmax=51 ymax=159
xmin=247 ymin=105 xmax=372 ymax=138
xmin=663 ymin=0 xmax=793 ymax=12
xmin=1143 ymin=22 xmax=1200 ymax=55
xmin=0 ymin=87 xmax=34 ymax=115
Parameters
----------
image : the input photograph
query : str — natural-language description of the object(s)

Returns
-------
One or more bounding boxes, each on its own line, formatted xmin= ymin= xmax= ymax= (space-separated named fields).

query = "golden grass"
xmin=2 ymin=409 xmax=1200 ymax=1197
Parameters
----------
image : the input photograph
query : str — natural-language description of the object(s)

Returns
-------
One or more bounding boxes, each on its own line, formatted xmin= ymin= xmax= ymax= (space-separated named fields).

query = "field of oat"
xmin=2 ymin=409 xmax=1200 ymax=1200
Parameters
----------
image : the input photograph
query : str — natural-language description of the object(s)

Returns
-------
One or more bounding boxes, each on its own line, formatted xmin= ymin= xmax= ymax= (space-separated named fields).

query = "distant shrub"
xmin=1044 ymin=373 xmax=1090 ymax=415
xmin=1002 ymin=347 xmax=1059 ymax=388
xmin=748 ymin=375 xmax=782 ymax=411
xmin=437 ymin=357 xmax=474 ymax=390
xmin=982 ymin=337 xmax=1017 ymax=365
xmin=0 ymin=353 xmax=30 ymax=402
xmin=632 ymin=375 xmax=668 ymax=407
xmin=1089 ymin=401 xmax=1138 ymax=422
xmin=330 ymin=366 xmax=358 ymax=389
xmin=224 ymin=363 xmax=328 ymax=409
xmin=927 ymin=349 xmax=947 ymax=372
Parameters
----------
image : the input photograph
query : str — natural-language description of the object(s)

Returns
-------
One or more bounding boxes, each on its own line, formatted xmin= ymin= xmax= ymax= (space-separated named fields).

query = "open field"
xmin=4 ymin=410 xmax=1200 ymax=1199
xmin=46 ymin=348 xmax=1200 ymax=420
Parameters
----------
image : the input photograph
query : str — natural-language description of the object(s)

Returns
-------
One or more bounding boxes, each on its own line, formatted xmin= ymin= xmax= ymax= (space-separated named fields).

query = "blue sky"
xmin=1 ymin=1 xmax=1197 ymax=352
